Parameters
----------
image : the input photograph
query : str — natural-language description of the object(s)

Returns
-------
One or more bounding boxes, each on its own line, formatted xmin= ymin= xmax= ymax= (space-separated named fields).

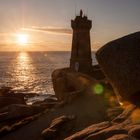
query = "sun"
xmin=16 ymin=33 xmax=29 ymax=45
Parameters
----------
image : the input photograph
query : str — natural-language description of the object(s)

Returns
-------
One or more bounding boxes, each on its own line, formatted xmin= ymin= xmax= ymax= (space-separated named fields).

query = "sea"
xmin=0 ymin=52 xmax=97 ymax=103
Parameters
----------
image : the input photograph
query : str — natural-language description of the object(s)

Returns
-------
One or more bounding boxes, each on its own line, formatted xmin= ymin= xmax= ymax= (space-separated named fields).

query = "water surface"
xmin=0 ymin=51 xmax=97 ymax=94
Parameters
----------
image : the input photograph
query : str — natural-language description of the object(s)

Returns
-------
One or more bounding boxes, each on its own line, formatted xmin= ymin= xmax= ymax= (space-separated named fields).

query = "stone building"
xmin=70 ymin=10 xmax=92 ymax=74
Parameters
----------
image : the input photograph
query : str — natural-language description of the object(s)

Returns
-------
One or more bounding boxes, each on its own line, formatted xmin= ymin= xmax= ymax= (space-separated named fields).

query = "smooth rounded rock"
xmin=96 ymin=32 xmax=140 ymax=105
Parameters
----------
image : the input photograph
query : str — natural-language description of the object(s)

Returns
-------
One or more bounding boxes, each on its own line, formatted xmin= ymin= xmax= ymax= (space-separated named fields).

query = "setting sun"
xmin=16 ymin=34 xmax=29 ymax=45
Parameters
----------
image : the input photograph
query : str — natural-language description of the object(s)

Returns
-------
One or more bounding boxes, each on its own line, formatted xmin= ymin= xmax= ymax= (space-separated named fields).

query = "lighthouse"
xmin=70 ymin=10 xmax=92 ymax=74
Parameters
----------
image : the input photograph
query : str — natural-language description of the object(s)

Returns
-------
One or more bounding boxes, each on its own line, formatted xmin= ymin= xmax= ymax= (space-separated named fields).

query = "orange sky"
xmin=0 ymin=0 xmax=140 ymax=51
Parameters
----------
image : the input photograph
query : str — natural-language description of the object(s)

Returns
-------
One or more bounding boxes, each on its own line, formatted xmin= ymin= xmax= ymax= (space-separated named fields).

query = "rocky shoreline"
xmin=0 ymin=68 xmax=124 ymax=140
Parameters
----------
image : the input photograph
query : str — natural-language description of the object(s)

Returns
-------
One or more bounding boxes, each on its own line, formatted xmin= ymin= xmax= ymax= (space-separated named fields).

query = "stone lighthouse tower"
xmin=70 ymin=10 xmax=92 ymax=74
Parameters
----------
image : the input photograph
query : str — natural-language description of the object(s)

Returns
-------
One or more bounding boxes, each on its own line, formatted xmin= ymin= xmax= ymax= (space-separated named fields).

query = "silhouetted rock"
xmin=41 ymin=115 xmax=75 ymax=140
xmin=92 ymin=65 xmax=105 ymax=80
xmin=107 ymin=107 xmax=123 ymax=121
xmin=0 ymin=97 xmax=25 ymax=109
xmin=32 ymin=98 xmax=58 ymax=109
xmin=0 ymin=112 xmax=41 ymax=137
xmin=112 ymin=104 xmax=136 ymax=123
xmin=52 ymin=68 xmax=95 ymax=101
xmin=128 ymin=125 xmax=140 ymax=139
xmin=96 ymin=32 xmax=140 ymax=105
xmin=85 ymin=125 xmax=127 ymax=140
xmin=0 ymin=87 xmax=25 ymax=108
xmin=65 ymin=121 xmax=110 ymax=140
xmin=65 ymin=104 xmax=139 ymax=140
xmin=0 ymin=104 xmax=45 ymax=122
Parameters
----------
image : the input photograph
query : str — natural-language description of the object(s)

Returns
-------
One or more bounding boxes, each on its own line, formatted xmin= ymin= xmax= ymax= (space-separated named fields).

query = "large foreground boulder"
xmin=96 ymin=32 xmax=140 ymax=105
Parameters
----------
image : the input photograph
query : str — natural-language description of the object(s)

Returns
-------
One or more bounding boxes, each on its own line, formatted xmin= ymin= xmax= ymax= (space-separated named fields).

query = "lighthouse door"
xmin=75 ymin=62 xmax=79 ymax=72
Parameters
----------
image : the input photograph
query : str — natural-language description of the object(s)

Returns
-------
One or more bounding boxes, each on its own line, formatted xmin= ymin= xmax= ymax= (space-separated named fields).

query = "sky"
xmin=0 ymin=0 xmax=140 ymax=51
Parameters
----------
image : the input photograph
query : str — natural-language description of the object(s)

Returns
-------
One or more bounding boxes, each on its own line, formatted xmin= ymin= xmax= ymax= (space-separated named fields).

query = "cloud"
xmin=22 ymin=26 xmax=72 ymax=35
xmin=91 ymin=41 xmax=102 ymax=51
xmin=0 ymin=33 xmax=9 ymax=36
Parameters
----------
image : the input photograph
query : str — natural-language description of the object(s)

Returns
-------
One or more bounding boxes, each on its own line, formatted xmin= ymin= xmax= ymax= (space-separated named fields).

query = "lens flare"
xmin=131 ymin=108 xmax=140 ymax=123
xmin=93 ymin=83 xmax=104 ymax=95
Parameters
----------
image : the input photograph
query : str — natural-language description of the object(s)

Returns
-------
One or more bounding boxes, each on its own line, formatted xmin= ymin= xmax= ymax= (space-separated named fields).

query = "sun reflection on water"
xmin=14 ymin=52 xmax=35 ymax=91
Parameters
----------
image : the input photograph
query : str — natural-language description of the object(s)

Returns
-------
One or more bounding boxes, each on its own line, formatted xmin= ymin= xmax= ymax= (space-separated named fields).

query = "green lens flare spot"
xmin=93 ymin=84 xmax=104 ymax=95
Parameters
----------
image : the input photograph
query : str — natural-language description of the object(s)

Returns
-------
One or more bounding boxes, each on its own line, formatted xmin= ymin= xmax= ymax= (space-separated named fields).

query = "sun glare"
xmin=16 ymin=34 xmax=29 ymax=45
